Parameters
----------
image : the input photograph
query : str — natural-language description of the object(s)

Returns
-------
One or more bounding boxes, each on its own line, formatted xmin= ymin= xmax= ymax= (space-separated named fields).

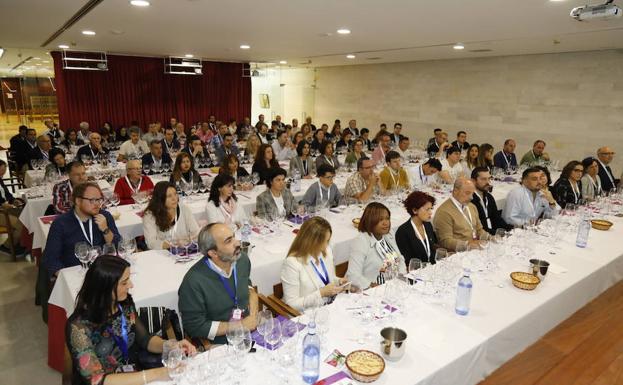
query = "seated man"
xmin=210 ymin=123 xmax=235 ymax=150
xmin=433 ymin=178 xmax=489 ymax=251
xmin=141 ymin=139 xmax=172 ymax=171
xmin=182 ymin=135 xmax=211 ymax=166
xmin=44 ymin=182 xmax=121 ymax=279
xmin=52 ymin=161 xmax=88 ymax=214
xmin=301 ymin=164 xmax=342 ymax=208
xmin=471 ymin=167 xmax=512 ymax=235
xmin=76 ymin=132 xmax=109 ymax=163
xmin=520 ymin=140 xmax=550 ymax=166
xmin=215 ymin=133 xmax=240 ymax=165
xmin=426 ymin=130 xmax=449 ymax=158
xmin=76 ymin=122 xmax=92 ymax=144
xmin=503 ymin=167 xmax=559 ymax=227
xmin=371 ymin=132 xmax=391 ymax=165
xmin=394 ymin=136 xmax=410 ymax=160
xmin=114 ymin=160 xmax=154 ymax=205
xmin=596 ymin=146 xmax=619 ymax=192
xmin=437 ymin=146 xmax=465 ymax=184
xmin=161 ymin=127 xmax=181 ymax=153
xmin=379 ymin=151 xmax=410 ymax=191
xmin=493 ymin=139 xmax=518 ymax=171
xmin=271 ymin=130 xmax=296 ymax=162
xmin=390 ymin=122 xmax=404 ymax=144
xmin=451 ymin=130 xmax=470 ymax=151
xmin=178 ymin=223 xmax=258 ymax=345
xmin=409 ymin=158 xmax=442 ymax=189
xmin=344 ymin=158 xmax=383 ymax=202
xmin=141 ymin=122 xmax=163 ymax=144
xmin=118 ymin=126 xmax=149 ymax=161
xmin=28 ymin=135 xmax=53 ymax=168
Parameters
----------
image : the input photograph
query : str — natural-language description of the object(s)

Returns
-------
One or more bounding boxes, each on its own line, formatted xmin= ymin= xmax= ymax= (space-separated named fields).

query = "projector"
xmin=570 ymin=1 xmax=622 ymax=21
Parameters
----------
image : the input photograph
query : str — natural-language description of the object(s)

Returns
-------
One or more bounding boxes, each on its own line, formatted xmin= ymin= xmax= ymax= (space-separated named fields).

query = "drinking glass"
xmin=87 ymin=246 xmax=101 ymax=265
xmin=164 ymin=348 xmax=185 ymax=385
xmin=264 ymin=319 xmax=282 ymax=361
xmin=407 ymin=259 xmax=422 ymax=288
xmin=226 ymin=320 xmax=245 ymax=346
xmin=102 ymin=243 xmax=117 ymax=256
xmin=74 ymin=242 xmax=90 ymax=274
xmin=256 ymin=310 xmax=273 ymax=361
xmin=142 ymin=163 xmax=151 ymax=175
xmin=434 ymin=248 xmax=448 ymax=264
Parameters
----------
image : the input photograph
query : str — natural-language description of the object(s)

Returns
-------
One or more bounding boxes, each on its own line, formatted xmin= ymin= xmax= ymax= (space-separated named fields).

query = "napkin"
xmin=251 ymin=316 xmax=305 ymax=350
xmin=548 ymin=262 xmax=568 ymax=274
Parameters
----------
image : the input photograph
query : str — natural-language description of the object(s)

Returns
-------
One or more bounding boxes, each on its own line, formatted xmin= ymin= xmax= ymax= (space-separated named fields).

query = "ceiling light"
xmin=279 ymin=60 xmax=287 ymax=64
xmin=130 ymin=0 xmax=150 ymax=6
xmin=58 ymin=44 xmax=70 ymax=49
xmin=43 ymin=60 xmax=50 ymax=63
xmin=82 ymin=30 xmax=96 ymax=36
xmin=240 ymin=44 xmax=251 ymax=50
xmin=34 ymin=57 xmax=41 ymax=60
xmin=453 ymin=43 xmax=465 ymax=50
xmin=346 ymin=54 xmax=356 ymax=59
xmin=185 ymin=54 xmax=194 ymax=58
xmin=337 ymin=28 xmax=351 ymax=35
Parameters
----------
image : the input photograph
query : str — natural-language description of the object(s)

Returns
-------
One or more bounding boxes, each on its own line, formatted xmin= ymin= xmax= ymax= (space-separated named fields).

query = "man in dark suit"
xmin=344 ymin=119 xmax=359 ymax=137
xmin=275 ymin=115 xmax=286 ymax=130
xmin=493 ymin=139 xmax=518 ymax=171
xmin=236 ymin=117 xmax=253 ymax=139
xmin=161 ymin=127 xmax=181 ymax=153
xmin=471 ymin=167 xmax=512 ymax=235
xmin=141 ymin=140 xmax=172 ymax=172
xmin=390 ymin=123 xmax=404 ymax=144
xmin=596 ymin=146 xmax=619 ymax=192
xmin=215 ymin=133 xmax=240 ymax=165
xmin=451 ymin=130 xmax=470 ymax=151
xmin=28 ymin=135 xmax=53 ymax=168
xmin=9 ymin=125 xmax=30 ymax=172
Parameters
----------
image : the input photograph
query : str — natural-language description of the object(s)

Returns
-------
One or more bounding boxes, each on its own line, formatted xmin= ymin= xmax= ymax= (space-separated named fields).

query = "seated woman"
xmin=346 ymin=202 xmax=406 ymax=290
xmin=395 ymin=191 xmax=438 ymax=266
xmin=206 ymin=174 xmax=248 ymax=230
xmin=552 ymin=160 xmax=583 ymax=208
xmin=244 ymin=133 xmax=261 ymax=161
xmin=580 ymin=157 xmax=602 ymax=201
xmin=292 ymin=131 xmax=305 ymax=148
xmin=476 ymin=143 xmax=494 ymax=171
xmin=310 ymin=129 xmax=325 ymax=153
xmin=463 ymin=144 xmax=479 ymax=175
xmin=289 ymin=140 xmax=316 ymax=179
xmin=219 ymin=153 xmax=250 ymax=182
xmin=335 ymin=131 xmax=352 ymax=152
xmin=315 ymin=140 xmax=340 ymax=171
xmin=45 ymin=147 xmax=67 ymax=178
xmin=281 ymin=217 xmax=349 ymax=312
xmin=143 ymin=181 xmax=199 ymax=250
xmin=66 ymin=255 xmax=195 ymax=385
xmin=256 ymin=167 xmax=297 ymax=219
xmin=114 ymin=159 xmax=154 ymax=205
xmin=117 ymin=126 xmax=130 ymax=142
xmin=344 ymin=138 xmax=368 ymax=166
xmin=170 ymin=152 xmax=202 ymax=190
xmin=63 ymin=129 xmax=84 ymax=150
xmin=251 ymin=143 xmax=280 ymax=185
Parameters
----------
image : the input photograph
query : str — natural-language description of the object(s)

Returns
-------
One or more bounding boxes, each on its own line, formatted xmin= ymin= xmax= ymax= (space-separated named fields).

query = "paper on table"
xmin=548 ymin=262 xmax=568 ymax=274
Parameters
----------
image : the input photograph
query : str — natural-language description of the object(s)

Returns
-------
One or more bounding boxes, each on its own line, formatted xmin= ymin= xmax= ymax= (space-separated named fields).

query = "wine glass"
xmin=74 ymin=242 xmax=90 ymax=274
xmin=87 ymin=245 xmax=102 ymax=266
xmin=264 ymin=319 xmax=282 ymax=361
xmin=434 ymin=248 xmax=448 ymax=264
xmin=256 ymin=310 xmax=273 ymax=360
xmin=142 ymin=163 xmax=151 ymax=175
xmin=407 ymin=259 xmax=422 ymax=288
xmin=164 ymin=348 xmax=185 ymax=385
xmin=226 ymin=320 xmax=245 ymax=346
xmin=102 ymin=243 xmax=117 ymax=256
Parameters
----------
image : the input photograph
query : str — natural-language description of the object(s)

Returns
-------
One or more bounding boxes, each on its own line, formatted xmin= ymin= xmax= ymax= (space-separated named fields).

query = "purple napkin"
xmin=252 ymin=315 xmax=305 ymax=350
xmin=288 ymin=214 xmax=311 ymax=225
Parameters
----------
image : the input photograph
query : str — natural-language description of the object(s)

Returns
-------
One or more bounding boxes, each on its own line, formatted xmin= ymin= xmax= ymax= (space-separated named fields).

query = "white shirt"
xmin=119 ymin=139 xmax=149 ymax=158
xmin=409 ymin=164 xmax=430 ymax=189
xmin=437 ymin=159 xmax=464 ymax=183
xmin=272 ymin=193 xmax=286 ymax=216
xmin=271 ymin=141 xmax=296 ymax=161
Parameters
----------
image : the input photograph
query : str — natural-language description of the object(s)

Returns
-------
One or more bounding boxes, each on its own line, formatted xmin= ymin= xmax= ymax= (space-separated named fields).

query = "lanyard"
xmin=152 ymin=155 xmax=161 ymax=167
xmin=570 ymin=181 xmax=579 ymax=204
xmin=388 ymin=168 xmax=400 ymax=187
xmin=598 ymin=160 xmax=615 ymax=185
xmin=205 ymin=260 xmax=239 ymax=307
xmin=410 ymin=220 xmax=431 ymax=260
xmin=75 ymin=213 xmax=93 ymax=245
xmin=302 ymin=159 xmax=308 ymax=175
xmin=375 ymin=237 xmax=397 ymax=263
xmin=318 ymin=183 xmax=330 ymax=203
xmin=310 ymin=257 xmax=330 ymax=286
xmin=474 ymin=192 xmax=492 ymax=228
xmin=41 ymin=149 xmax=49 ymax=160
xmin=89 ymin=146 xmax=97 ymax=159
xmin=451 ymin=197 xmax=477 ymax=239
xmin=418 ymin=166 xmax=427 ymax=185
xmin=502 ymin=152 xmax=512 ymax=167
xmin=125 ymin=176 xmax=142 ymax=194
xmin=164 ymin=141 xmax=172 ymax=152
xmin=324 ymin=155 xmax=334 ymax=167
xmin=588 ymin=176 xmax=601 ymax=195
xmin=181 ymin=172 xmax=193 ymax=185
xmin=111 ymin=304 xmax=130 ymax=363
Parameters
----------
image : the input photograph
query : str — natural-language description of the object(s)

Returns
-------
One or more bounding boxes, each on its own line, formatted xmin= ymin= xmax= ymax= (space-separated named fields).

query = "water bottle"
xmin=575 ymin=217 xmax=591 ymax=248
xmin=241 ymin=220 xmax=252 ymax=243
xmin=455 ymin=269 xmax=473 ymax=316
xmin=302 ymin=322 xmax=320 ymax=384
xmin=293 ymin=169 xmax=301 ymax=192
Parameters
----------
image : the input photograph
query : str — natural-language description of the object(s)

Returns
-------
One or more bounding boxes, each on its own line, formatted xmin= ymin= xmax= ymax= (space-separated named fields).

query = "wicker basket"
xmin=591 ymin=219 xmax=613 ymax=231
xmin=345 ymin=350 xmax=385 ymax=383
xmin=510 ymin=272 xmax=540 ymax=290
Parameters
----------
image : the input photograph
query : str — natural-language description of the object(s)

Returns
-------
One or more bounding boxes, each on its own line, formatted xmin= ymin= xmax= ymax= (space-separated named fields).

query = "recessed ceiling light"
xmin=34 ymin=57 xmax=41 ymax=60
xmin=453 ymin=43 xmax=465 ymax=50
xmin=337 ymin=28 xmax=351 ymax=35
xmin=346 ymin=54 xmax=356 ymax=59
xmin=130 ymin=0 xmax=150 ymax=6
xmin=43 ymin=60 xmax=50 ymax=63
xmin=58 ymin=44 xmax=70 ymax=49
xmin=240 ymin=44 xmax=250 ymax=50
xmin=279 ymin=60 xmax=287 ymax=64
xmin=185 ymin=54 xmax=194 ymax=58
xmin=82 ymin=30 xmax=96 ymax=36
xmin=36 ymin=63 xmax=41 ymax=66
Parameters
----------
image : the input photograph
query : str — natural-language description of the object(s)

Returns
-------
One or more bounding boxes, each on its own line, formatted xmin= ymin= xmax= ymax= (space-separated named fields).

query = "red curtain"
xmin=51 ymin=52 xmax=250 ymax=131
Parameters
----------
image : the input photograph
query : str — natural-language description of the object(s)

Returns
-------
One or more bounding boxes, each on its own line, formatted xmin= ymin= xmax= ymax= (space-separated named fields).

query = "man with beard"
xmin=503 ymin=167 xmax=559 ymax=227
xmin=471 ymin=167 xmax=512 ymax=235
xmin=178 ymin=223 xmax=258 ymax=346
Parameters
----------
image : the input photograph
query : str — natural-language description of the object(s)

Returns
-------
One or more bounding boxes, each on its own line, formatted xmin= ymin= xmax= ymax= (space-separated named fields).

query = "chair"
xmin=0 ymin=207 xmax=17 ymax=261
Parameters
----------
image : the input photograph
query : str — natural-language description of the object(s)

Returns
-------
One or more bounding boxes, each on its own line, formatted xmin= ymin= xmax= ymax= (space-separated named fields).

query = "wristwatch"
xmin=102 ymin=228 xmax=111 ymax=235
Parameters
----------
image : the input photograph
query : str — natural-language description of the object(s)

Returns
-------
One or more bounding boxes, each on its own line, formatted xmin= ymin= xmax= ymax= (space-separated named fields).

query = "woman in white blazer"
xmin=205 ymin=174 xmax=248 ymax=230
xmin=143 ymin=181 xmax=200 ymax=250
xmin=280 ymin=217 xmax=349 ymax=312
xmin=346 ymin=202 xmax=406 ymax=290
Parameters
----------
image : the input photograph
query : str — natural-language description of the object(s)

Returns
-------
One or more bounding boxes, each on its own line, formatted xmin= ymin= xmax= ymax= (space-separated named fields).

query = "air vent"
xmin=468 ymin=49 xmax=493 ymax=53
xmin=62 ymin=50 xmax=108 ymax=71
xmin=366 ymin=57 xmax=382 ymax=60
xmin=164 ymin=56 xmax=202 ymax=75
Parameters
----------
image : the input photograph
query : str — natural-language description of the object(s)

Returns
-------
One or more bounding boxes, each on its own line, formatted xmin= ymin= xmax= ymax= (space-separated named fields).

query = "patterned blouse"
xmin=66 ymin=297 xmax=152 ymax=385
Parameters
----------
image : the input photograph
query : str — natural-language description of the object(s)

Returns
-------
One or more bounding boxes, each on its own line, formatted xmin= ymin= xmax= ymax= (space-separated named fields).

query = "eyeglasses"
xmin=79 ymin=197 xmax=104 ymax=205
xmin=320 ymin=175 xmax=335 ymax=180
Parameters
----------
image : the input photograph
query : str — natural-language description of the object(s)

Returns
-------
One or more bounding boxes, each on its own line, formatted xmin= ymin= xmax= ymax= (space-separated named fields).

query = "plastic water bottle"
xmin=241 ymin=220 xmax=252 ymax=243
xmin=293 ymin=169 xmax=301 ymax=192
xmin=575 ymin=217 xmax=591 ymax=248
xmin=302 ymin=322 xmax=320 ymax=384
xmin=455 ymin=269 xmax=473 ymax=316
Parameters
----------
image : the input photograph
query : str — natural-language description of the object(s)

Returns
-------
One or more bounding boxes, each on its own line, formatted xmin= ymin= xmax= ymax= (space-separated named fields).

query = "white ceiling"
xmin=1 ymin=0 xmax=623 ymax=75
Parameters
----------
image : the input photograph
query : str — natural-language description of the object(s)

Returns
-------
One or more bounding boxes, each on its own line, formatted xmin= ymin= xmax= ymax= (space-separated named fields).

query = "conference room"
xmin=0 ymin=0 xmax=623 ymax=384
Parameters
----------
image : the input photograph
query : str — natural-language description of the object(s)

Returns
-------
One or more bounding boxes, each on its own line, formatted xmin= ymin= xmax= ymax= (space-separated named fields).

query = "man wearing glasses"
xmin=301 ymin=164 xmax=342 ymax=208
xmin=596 ymin=147 xmax=619 ymax=192
xmin=344 ymin=158 xmax=384 ymax=202
xmin=44 ymin=182 xmax=121 ymax=280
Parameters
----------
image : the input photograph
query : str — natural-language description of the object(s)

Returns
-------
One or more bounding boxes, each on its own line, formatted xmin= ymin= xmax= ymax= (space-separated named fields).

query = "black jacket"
xmin=597 ymin=162 xmax=619 ymax=193
xmin=395 ymin=219 xmax=437 ymax=265
xmin=471 ymin=191 xmax=512 ymax=235
xmin=141 ymin=152 xmax=173 ymax=169
xmin=552 ymin=178 xmax=582 ymax=208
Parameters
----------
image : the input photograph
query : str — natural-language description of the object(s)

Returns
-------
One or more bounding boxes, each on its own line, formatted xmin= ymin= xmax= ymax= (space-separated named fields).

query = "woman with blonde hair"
xmin=280 ymin=217 xmax=349 ymax=311
xmin=244 ymin=134 xmax=261 ymax=161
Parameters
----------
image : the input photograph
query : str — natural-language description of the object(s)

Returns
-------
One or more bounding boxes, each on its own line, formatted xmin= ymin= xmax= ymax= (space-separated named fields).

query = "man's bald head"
xmin=597 ymin=146 xmax=615 ymax=164
xmin=453 ymin=177 xmax=476 ymax=205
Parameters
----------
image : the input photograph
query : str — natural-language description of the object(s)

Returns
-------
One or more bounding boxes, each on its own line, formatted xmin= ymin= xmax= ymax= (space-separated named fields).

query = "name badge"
xmin=231 ymin=308 xmax=243 ymax=321
xmin=119 ymin=364 xmax=136 ymax=373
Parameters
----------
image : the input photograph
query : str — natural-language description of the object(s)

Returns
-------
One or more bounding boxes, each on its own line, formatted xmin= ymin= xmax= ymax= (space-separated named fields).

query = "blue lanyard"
xmin=110 ymin=304 xmax=129 ymax=363
xmin=205 ymin=260 xmax=239 ymax=307
xmin=310 ymin=257 xmax=330 ymax=286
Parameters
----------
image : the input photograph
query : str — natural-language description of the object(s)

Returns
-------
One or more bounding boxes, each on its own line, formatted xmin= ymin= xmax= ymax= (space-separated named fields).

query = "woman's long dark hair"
xmin=560 ymin=160 xmax=582 ymax=180
xmin=145 ymin=181 xmax=177 ymax=231
xmin=220 ymin=154 xmax=240 ymax=176
xmin=73 ymin=255 xmax=130 ymax=324
xmin=477 ymin=143 xmax=494 ymax=169
xmin=253 ymin=144 xmax=279 ymax=171
xmin=172 ymin=152 xmax=196 ymax=182
xmin=209 ymin=174 xmax=237 ymax=207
